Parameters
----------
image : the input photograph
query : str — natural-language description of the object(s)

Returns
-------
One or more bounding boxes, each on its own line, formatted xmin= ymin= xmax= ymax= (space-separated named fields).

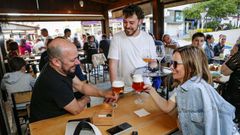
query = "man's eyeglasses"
xmin=171 ymin=60 xmax=183 ymax=69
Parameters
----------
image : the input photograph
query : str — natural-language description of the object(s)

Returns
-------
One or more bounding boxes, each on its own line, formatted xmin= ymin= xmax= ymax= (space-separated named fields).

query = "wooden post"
xmin=102 ymin=8 xmax=110 ymax=38
xmin=152 ymin=0 xmax=164 ymax=40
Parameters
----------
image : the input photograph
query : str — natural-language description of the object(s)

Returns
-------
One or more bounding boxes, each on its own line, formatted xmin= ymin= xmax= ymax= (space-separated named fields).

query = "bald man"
xmin=30 ymin=38 xmax=117 ymax=123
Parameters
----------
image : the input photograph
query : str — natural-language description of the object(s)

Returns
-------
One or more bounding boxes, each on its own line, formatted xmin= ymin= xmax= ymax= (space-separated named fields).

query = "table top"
xmin=211 ymin=56 xmax=225 ymax=61
xmin=132 ymin=66 xmax=172 ymax=77
xmin=213 ymin=74 xmax=230 ymax=84
xmin=24 ymin=56 xmax=41 ymax=62
xmin=30 ymin=92 xmax=177 ymax=135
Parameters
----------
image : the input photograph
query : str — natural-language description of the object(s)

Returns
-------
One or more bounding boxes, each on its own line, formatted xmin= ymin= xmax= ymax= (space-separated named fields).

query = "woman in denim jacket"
xmin=145 ymin=45 xmax=235 ymax=135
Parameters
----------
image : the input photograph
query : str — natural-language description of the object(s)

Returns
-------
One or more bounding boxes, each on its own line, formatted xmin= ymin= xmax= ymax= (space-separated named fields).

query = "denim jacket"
xmin=176 ymin=76 xmax=235 ymax=135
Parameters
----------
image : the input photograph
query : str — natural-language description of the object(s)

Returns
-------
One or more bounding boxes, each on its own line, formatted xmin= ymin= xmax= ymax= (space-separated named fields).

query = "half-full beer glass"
xmin=112 ymin=80 xmax=124 ymax=108
xmin=132 ymin=74 xmax=145 ymax=104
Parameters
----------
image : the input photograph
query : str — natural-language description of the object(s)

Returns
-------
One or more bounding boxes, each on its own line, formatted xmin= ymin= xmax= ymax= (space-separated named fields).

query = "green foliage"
xmin=204 ymin=21 xmax=220 ymax=31
xmin=183 ymin=0 xmax=239 ymax=19
xmin=196 ymin=28 xmax=213 ymax=32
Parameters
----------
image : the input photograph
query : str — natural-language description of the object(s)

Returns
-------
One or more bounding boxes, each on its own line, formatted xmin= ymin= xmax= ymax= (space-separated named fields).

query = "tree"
xmin=183 ymin=0 xmax=239 ymax=20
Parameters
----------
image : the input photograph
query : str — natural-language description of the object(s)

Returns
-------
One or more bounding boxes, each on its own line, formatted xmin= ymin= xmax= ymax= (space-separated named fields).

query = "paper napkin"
xmin=134 ymin=108 xmax=150 ymax=117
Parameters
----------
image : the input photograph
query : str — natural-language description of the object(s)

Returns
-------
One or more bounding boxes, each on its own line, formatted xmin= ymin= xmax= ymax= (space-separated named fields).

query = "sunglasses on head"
xmin=171 ymin=60 xmax=183 ymax=69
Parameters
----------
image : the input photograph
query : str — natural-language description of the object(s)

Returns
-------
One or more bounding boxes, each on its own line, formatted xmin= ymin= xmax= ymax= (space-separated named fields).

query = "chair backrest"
xmin=11 ymin=91 xmax=32 ymax=135
xmin=11 ymin=91 xmax=32 ymax=105
xmin=92 ymin=53 xmax=106 ymax=67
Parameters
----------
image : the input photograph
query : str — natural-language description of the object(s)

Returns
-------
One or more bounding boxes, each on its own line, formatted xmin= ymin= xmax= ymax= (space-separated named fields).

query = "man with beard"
xmin=30 ymin=38 xmax=117 ymax=122
xmin=108 ymin=4 xmax=157 ymax=87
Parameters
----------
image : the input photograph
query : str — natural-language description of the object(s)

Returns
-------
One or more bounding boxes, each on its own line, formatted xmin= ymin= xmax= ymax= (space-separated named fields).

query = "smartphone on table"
xmin=106 ymin=122 xmax=132 ymax=135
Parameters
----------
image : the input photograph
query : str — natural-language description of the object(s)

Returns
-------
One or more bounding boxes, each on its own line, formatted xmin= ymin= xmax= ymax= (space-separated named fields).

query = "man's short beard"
xmin=125 ymin=29 xmax=138 ymax=36
xmin=66 ymin=72 xmax=75 ymax=78
xmin=124 ymin=25 xmax=139 ymax=36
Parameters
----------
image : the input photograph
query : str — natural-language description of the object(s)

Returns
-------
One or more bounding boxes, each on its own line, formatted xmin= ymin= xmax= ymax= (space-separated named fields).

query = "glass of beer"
xmin=132 ymin=74 xmax=145 ymax=104
xmin=112 ymin=80 xmax=124 ymax=108
xmin=143 ymin=57 xmax=152 ymax=63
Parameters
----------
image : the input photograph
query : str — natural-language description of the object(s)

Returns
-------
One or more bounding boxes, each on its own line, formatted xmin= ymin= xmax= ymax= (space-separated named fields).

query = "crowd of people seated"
xmin=1 ymin=4 xmax=240 ymax=135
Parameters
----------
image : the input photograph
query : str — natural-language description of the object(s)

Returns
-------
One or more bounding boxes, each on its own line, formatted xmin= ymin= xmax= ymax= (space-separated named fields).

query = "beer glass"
xmin=132 ymin=74 xmax=145 ymax=104
xmin=112 ymin=80 xmax=124 ymax=108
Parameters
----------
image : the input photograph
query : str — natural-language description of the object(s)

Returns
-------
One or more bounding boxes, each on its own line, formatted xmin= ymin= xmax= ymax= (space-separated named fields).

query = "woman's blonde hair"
xmin=173 ymin=45 xmax=212 ymax=84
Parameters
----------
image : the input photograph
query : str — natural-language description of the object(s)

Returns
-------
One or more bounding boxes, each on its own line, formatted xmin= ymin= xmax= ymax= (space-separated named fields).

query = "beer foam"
xmin=112 ymin=81 xmax=124 ymax=87
xmin=133 ymin=74 xmax=143 ymax=82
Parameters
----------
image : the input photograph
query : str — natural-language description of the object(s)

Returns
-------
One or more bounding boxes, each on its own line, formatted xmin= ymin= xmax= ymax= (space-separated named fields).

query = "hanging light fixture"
xmin=79 ymin=0 xmax=84 ymax=7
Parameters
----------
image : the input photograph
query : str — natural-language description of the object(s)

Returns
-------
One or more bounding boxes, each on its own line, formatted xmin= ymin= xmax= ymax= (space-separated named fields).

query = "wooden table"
xmin=24 ymin=56 xmax=41 ymax=62
xmin=30 ymin=92 xmax=177 ymax=135
xmin=213 ymin=74 xmax=229 ymax=84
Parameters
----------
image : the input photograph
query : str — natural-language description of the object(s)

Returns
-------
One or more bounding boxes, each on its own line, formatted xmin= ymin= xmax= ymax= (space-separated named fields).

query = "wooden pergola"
xmin=0 ymin=0 xmax=201 ymax=39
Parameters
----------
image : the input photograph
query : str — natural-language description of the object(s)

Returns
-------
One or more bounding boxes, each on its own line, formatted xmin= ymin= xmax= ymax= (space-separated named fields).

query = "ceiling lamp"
xmin=79 ymin=0 xmax=84 ymax=7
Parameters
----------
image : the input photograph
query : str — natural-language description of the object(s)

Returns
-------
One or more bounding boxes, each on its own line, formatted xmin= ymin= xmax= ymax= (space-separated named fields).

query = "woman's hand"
xmin=143 ymin=84 xmax=155 ymax=94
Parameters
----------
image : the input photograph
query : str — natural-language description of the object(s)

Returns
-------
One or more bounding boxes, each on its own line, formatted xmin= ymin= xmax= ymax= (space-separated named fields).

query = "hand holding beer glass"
xmin=112 ymin=80 xmax=124 ymax=108
xmin=132 ymin=74 xmax=145 ymax=104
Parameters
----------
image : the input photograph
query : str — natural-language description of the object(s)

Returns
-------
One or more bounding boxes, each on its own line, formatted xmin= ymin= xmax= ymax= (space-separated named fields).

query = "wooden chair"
xmin=11 ymin=91 xmax=32 ymax=135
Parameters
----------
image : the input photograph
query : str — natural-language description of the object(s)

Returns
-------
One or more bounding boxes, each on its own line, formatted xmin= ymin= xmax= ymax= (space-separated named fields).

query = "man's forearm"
xmin=81 ymin=83 xmax=104 ymax=97
xmin=109 ymin=59 xmax=118 ymax=83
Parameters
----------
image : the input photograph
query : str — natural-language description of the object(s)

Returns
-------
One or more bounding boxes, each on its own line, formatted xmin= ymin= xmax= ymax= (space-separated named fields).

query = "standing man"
xmin=30 ymin=38 xmax=117 ymax=122
xmin=108 ymin=4 xmax=157 ymax=86
xmin=99 ymin=34 xmax=111 ymax=60
xmin=64 ymin=28 xmax=72 ymax=41
xmin=40 ymin=28 xmax=52 ymax=47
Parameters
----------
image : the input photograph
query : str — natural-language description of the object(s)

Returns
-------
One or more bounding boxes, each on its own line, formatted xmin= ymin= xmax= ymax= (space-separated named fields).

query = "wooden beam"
xmin=0 ymin=8 xmax=103 ymax=15
xmin=88 ymin=0 xmax=110 ymax=4
xmin=101 ymin=6 xmax=110 ymax=37
xmin=0 ymin=15 xmax=104 ymax=22
xmin=164 ymin=0 xmax=202 ymax=8
xmin=107 ymin=0 xmax=150 ymax=11
xmin=0 ymin=0 xmax=105 ymax=15
xmin=152 ymin=0 xmax=164 ymax=40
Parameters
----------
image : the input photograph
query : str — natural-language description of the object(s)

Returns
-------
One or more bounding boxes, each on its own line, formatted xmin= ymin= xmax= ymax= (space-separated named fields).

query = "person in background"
xmin=82 ymin=34 xmax=87 ymax=45
xmin=221 ymin=41 xmax=240 ymax=127
xmin=64 ymin=28 xmax=72 ymax=41
xmin=162 ymin=34 xmax=179 ymax=64
xmin=83 ymin=35 xmax=97 ymax=51
xmin=203 ymin=34 xmax=215 ymax=63
xmin=4 ymin=39 xmax=14 ymax=58
xmin=33 ymin=39 xmax=45 ymax=54
xmin=30 ymin=38 xmax=117 ymax=122
xmin=191 ymin=32 xmax=205 ymax=48
xmin=7 ymin=41 xmax=19 ymax=59
xmin=95 ymin=31 xmax=102 ymax=44
xmin=145 ymin=45 xmax=235 ymax=135
xmin=1 ymin=57 xmax=36 ymax=102
xmin=39 ymin=39 xmax=53 ymax=71
xmin=19 ymin=39 xmax=32 ymax=56
xmin=99 ymin=34 xmax=110 ymax=60
xmin=73 ymin=37 xmax=81 ymax=49
xmin=214 ymin=34 xmax=227 ymax=56
xmin=41 ymin=28 xmax=52 ymax=47
xmin=1 ymin=57 xmax=36 ymax=133
xmin=149 ymin=33 xmax=165 ymax=60
xmin=108 ymin=4 xmax=156 ymax=87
